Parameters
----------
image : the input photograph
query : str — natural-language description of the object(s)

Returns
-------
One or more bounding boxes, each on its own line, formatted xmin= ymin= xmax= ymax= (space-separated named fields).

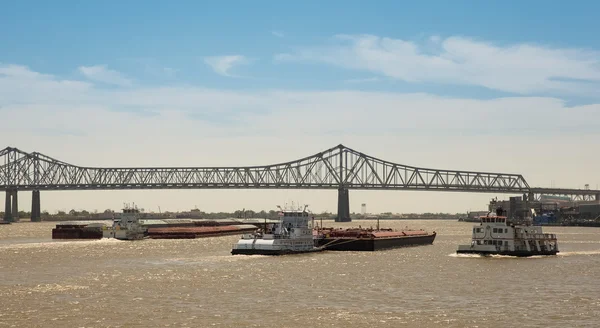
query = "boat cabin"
xmin=468 ymin=215 xmax=558 ymax=253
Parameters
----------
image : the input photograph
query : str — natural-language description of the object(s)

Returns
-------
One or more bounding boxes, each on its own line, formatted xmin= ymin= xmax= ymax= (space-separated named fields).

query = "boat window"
xmin=505 ymin=229 xmax=508 ymax=233
xmin=504 ymin=241 xmax=508 ymax=246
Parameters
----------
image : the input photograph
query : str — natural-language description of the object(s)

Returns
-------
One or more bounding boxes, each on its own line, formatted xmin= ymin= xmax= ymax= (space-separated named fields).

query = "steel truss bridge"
xmin=1 ymin=144 xmax=598 ymax=222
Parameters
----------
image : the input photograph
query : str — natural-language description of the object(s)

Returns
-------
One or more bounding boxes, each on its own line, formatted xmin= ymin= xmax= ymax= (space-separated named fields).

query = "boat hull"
xmin=231 ymin=248 xmax=324 ymax=256
xmin=456 ymin=249 xmax=559 ymax=257
xmin=316 ymin=233 xmax=436 ymax=251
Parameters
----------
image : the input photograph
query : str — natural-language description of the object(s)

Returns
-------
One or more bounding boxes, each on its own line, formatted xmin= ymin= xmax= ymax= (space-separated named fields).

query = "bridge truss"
xmin=1 ymin=145 xmax=598 ymax=221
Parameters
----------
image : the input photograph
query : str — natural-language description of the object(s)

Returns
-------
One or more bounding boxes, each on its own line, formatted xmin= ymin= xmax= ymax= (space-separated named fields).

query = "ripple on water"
xmin=1 ymin=220 xmax=600 ymax=327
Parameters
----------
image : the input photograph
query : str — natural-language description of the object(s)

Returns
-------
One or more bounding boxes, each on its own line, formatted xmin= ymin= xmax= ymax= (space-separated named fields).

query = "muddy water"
xmin=1 ymin=220 xmax=599 ymax=327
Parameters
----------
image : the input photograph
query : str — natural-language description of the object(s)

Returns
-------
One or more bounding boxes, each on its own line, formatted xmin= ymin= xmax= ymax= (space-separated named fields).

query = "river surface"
xmin=1 ymin=220 xmax=599 ymax=327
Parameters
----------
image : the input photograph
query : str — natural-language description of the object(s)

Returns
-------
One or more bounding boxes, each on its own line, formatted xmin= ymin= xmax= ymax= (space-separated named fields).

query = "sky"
xmin=1 ymin=1 xmax=599 ymax=215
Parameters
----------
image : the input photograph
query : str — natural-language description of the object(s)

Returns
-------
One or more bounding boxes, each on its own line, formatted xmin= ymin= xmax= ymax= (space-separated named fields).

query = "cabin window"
xmin=504 ymin=241 xmax=508 ymax=246
xmin=505 ymin=229 xmax=508 ymax=233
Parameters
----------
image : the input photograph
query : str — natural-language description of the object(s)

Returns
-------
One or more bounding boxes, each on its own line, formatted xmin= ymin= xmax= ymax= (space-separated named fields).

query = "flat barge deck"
xmin=315 ymin=227 xmax=436 ymax=251
xmin=52 ymin=220 xmax=258 ymax=240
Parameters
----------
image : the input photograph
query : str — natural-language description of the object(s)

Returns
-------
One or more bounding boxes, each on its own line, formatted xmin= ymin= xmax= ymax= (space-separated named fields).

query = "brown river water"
xmin=1 ymin=220 xmax=599 ymax=328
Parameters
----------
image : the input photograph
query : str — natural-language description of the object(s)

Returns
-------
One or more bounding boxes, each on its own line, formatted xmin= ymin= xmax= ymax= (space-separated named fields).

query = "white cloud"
xmin=78 ymin=65 xmax=132 ymax=87
xmin=275 ymin=34 xmax=600 ymax=95
xmin=271 ymin=30 xmax=284 ymax=38
xmin=1 ymin=64 xmax=600 ymax=214
xmin=343 ymin=77 xmax=381 ymax=83
xmin=203 ymin=55 xmax=249 ymax=77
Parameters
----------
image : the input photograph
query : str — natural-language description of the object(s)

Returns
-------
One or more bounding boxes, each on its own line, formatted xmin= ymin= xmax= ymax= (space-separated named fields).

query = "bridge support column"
xmin=11 ymin=190 xmax=18 ymax=221
xmin=3 ymin=190 xmax=18 ymax=222
xmin=336 ymin=187 xmax=351 ymax=222
xmin=4 ymin=191 xmax=12 ymax=222
xmin=31 ymin=190 xmax=41 ymax=222
xmin=528 ymin=192 xmax=535 ymax=202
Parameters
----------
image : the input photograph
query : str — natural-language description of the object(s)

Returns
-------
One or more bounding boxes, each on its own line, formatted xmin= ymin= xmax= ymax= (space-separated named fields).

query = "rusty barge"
xmin=314 ymin=227 xmax=436 ymax=251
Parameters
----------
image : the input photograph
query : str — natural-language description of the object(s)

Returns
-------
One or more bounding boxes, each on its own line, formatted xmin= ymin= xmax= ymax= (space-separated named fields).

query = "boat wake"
xmin=557 ymin=250 xmax=600 ymax=257
xmin=449 ymin=253 xmax=547 ymax=259
xmin=0 ymin=238 xmax=122 ymax=250
xmin=448 ymin=253 xmax=482 ymax=258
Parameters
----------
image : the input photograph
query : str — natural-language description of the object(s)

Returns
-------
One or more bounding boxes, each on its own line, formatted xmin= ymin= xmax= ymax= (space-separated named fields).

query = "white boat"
xmin=457 ymin=208 xmax=559 ymax=257
xmin=231 ymin=205 xmax=322 ymax=255
xmin=102 ymin=204 xmax=148 ymax=240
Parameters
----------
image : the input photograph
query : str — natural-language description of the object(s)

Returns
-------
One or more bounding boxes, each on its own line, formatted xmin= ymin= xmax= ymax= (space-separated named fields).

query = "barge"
xmin=148 ymin=224 xmax=257 ymax=239
xmin=314 ymin=226 xmax=436 ymax=251
xmin=52 ymin=223 xmax=104 ymax=239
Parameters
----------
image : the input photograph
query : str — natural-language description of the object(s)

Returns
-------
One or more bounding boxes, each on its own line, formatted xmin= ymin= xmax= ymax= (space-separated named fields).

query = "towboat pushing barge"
xmin=102 ymin=204 xmax=148 ymax=240
xmin=457 ymin=208 xmax=559 ymax=257
xmin=231 ymin=205 xmax=323 ymax=255
xmin=314 ymin=225 xmax=436 ymax=251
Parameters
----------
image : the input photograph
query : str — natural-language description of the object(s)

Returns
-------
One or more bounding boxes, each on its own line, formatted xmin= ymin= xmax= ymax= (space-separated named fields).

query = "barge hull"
xmin=317 ymin=233 xmax=436 ymax=251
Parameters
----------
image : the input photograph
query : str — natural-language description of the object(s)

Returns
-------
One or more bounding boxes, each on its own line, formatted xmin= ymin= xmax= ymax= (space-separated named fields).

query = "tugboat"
xmin=457 ymin=207 xmax=559 ymax=257
xmin=102 ymin=204 xmax=148 ymax=240
xmin=231 ymin=205 xmax=322 ymax=255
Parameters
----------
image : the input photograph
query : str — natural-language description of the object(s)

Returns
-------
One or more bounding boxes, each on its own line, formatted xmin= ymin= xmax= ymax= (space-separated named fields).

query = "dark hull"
xmin=52 ymin=226 xmax=103 ymax=239
xmin=316 ymin=233 xmax=436 ymax=251
xmin=231 ymin=248 xmax=324 ymax=256
xmin=456 ymin=250 xmax=559 ymax=257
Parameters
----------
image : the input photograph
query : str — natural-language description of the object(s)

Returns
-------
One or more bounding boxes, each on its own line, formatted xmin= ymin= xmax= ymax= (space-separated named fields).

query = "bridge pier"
xmin=31 ymin=190 xmax=41 ymax=222
xmin=4 ymin=191 xmax=11 ymax=222
xmin=3 ymin=190 xmax=18 ymax=222
xmin=336 ymin=187 xmax=351 ymax=222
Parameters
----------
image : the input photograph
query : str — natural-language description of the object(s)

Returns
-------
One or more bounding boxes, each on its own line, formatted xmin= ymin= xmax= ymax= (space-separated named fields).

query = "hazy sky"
xmin=1 ymin=1 xmax=599 ymax=214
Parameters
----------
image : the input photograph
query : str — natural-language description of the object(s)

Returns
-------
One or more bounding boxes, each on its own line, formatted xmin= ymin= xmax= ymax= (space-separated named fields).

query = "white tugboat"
xmin=231 ymin=205 xmax=323 ymax=255
xmin=457 ymin=207 xmax=559 ymax=257
xmin=102 ymin=204 xmax=148 ymax=240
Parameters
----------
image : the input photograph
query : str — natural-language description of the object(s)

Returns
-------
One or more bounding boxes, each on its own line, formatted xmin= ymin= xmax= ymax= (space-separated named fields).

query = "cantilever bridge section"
xmin=1 ymin=145 xmax=598 ymax=222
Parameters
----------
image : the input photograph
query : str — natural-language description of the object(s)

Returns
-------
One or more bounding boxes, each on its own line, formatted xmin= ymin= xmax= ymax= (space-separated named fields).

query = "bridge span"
xmin=1 ymin=144 xmax=598 ymax=222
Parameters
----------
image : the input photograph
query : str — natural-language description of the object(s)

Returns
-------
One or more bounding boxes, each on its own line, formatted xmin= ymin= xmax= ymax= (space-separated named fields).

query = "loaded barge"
xmin=314 ymin=226 xmax=436 ymax=251
xmin=52 ymin=205 xmax=260 ymax=240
